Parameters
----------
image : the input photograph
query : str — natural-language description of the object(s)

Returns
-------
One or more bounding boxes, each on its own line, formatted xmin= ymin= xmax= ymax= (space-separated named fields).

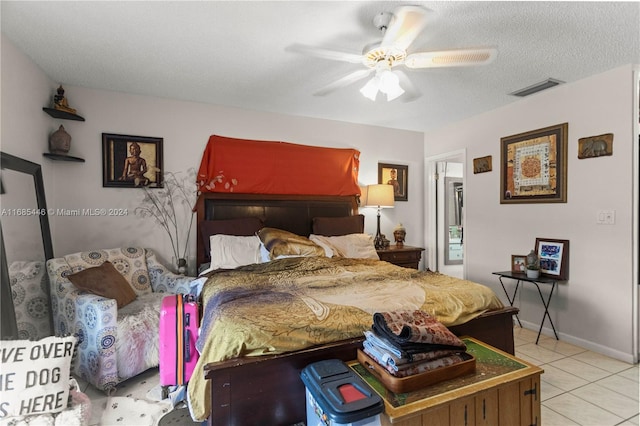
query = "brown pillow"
xmin=68 ymin=261 xmax=137 ymax=308
xmin=200 ymin=217 xmax=264 ymax=259
xmin=258 ymin=227 xmax=325 ymax=259
xmin=312 ymin=214 xmax=365 ymax=236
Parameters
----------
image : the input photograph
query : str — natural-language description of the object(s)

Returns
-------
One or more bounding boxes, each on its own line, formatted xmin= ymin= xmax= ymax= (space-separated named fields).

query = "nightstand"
xmin=376 ymin=245 xmax=424 ymax=269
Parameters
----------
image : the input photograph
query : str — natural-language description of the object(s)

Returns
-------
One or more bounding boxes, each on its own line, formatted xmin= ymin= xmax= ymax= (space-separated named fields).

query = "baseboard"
xmin=518 ymin=320 xmax=636 ymax=364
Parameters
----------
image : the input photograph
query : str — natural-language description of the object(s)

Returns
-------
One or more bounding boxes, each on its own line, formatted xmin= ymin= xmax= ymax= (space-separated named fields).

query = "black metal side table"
xmin=492 ymin=270 xmax=560 ymax=344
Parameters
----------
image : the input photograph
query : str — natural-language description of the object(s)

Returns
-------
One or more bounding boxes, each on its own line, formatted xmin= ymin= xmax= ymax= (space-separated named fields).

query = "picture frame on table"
xmin=535 ymin=238 xmax=569 ymax=280
xmin=500 ymin=123 xmax=568 ymax=204
xmin=102 ymin=133 xmax=163 ymax=188
xmin=511 ymin=254 xmax=527 ymax=273
xmin=378 ymin=163 xmax=408 ymax=202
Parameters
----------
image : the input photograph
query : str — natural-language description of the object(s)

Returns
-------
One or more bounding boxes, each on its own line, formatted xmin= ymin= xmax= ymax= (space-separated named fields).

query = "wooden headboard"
xmin=196 ymin=193 xmax=359 ymax=266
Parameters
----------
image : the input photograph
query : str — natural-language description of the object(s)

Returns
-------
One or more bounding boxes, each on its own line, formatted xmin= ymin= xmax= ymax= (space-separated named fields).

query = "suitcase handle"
xmin=184 ymin=328 xmax=191 ymax=361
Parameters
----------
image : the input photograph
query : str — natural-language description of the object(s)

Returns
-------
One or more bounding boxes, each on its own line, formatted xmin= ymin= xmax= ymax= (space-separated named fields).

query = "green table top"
xmin=350 ymin=338 xmax=531 ymax=409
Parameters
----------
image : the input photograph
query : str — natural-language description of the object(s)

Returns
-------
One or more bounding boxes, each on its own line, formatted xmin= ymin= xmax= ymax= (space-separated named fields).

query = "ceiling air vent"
xmin=509 ymin=78 xmax=564 ymax=97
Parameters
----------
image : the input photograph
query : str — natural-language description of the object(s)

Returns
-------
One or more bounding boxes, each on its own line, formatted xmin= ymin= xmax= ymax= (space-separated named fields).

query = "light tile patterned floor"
xmin=514 ymin=327 xmax=639 ymax=426
xmin=80 ymin=327 xmax=640 ymax=425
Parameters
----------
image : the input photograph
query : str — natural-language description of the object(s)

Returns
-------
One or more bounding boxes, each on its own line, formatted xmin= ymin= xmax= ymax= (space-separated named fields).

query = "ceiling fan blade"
xmin=313 ymin=69 xmax=373 ymax=96
xmin=405 ymin=47 xmax=498 ymax=69
xmin=395 ymin=70 xmax=421 ymax=102
xmin=380 ymin=6 xmax=429 ymax=51
xmin=286 ymin=43 xmax=363 ymax=64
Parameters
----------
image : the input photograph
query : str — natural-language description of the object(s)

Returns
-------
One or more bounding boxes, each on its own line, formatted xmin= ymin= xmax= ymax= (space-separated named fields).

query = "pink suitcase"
xmin=159 ymin=294 xmax=200 ymax=387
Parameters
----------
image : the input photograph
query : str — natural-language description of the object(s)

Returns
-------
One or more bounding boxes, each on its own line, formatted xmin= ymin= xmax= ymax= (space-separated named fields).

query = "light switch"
xmin=596 ymin=209 xmax=615 ymax=225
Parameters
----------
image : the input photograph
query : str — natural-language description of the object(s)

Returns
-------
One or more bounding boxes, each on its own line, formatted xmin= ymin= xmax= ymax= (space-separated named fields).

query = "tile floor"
xmin=80 ymin=327 xmax=640 ymax=425
xmin=513 ymin=327 xmax=639 ymax=426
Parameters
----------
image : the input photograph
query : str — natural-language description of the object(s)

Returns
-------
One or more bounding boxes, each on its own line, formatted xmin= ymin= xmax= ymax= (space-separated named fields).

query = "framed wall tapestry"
xmin=500 ymin=123 xmax=568 ymax=204
xmin=535 ymin=238 xmax=569 ymax=280
xmin=102 ymin=133 xmax=163 ymax=188
xmin=378 ymin=163 xmax=408 ymax=201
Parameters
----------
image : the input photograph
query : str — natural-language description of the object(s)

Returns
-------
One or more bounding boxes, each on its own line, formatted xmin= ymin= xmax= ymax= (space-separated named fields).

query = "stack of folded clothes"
xmin=363 ymin=310 xmax=468 ymax=378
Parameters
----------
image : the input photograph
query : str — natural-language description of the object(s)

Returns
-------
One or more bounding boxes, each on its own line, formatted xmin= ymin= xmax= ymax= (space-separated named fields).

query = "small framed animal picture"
xmin=473 ymin=156 xmax=492 ymax=174
xmin=578 ymin=133 xmax=613 ymax=159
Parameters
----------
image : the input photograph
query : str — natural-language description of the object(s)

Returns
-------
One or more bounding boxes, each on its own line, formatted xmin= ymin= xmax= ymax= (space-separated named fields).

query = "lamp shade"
xmin=358 ymin=185 xmax=369 ymax=206
xmin=365 ymin=184 xmax=395 ymax=208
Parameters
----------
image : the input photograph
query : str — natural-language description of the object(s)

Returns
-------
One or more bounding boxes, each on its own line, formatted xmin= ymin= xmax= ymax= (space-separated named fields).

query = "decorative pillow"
xmin=67 ymin=261 xmax=137 ymax=308
xmin=63 ymin=247 xmax=151 ymax=295
xmin=309 ymin=234 xmax=379 ymax=260
xmin=312 ymin=214 xmax=365 ymax=236
xmin=258 ymin=227 xmax=325 ymax=260
xmin=200 ymin=217 xmax=264 ymax=259
xmin=0 ymin=335 xmax=77 ymax=417
xmin=209 ymin=234 xmax=262 ymax=269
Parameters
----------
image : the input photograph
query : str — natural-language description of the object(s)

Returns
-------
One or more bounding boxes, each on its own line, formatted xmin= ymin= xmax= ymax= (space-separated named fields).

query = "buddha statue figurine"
xmin=53 ymin=85 xmax=77 ymax=114
xmin=393 ymin=223 xmax=406 ymax=246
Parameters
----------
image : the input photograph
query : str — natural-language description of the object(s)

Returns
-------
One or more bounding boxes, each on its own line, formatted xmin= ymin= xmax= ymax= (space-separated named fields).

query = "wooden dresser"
xmin=377 ymin=245 xmax=424 ymax=269
xmin=349 ymin=338 xmax=543 ymax=426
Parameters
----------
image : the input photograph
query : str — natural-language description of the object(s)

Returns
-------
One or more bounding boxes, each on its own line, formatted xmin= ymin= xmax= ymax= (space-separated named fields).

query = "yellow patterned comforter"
xmin=188 ymin=256 xmax=503 ymax=421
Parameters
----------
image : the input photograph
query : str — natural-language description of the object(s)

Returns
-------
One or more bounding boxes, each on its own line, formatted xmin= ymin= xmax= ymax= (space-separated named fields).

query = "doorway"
xmin=425 ymin=149 xmax=465 ymax=279
xmin=634 ymin=68 xmax=639 ymax=363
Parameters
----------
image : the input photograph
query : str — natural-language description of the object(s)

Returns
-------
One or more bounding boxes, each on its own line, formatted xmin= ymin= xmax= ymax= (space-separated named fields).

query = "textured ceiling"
xmin=2 ymin=1 xmax=639 ymax=133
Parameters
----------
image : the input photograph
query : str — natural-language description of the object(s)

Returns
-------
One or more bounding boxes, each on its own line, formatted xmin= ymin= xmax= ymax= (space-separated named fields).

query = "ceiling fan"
xmin=287 ymin=6 xmax=497 ymax=102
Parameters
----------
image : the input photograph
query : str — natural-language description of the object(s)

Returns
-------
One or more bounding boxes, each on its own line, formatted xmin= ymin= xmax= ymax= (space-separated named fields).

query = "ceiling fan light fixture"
xmin=361 ymin=66 xmax=404 ymax=102
xmin=378 ymin=70 xmax=399 ymax=93
xmin=360 ymin=78 xmax=379 ymax=100
xmin=385 ymin=83 xmax=405 ymax=101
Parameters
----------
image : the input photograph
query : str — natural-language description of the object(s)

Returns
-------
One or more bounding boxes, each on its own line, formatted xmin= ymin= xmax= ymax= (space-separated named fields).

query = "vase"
xmin=173 ymin=257 xmax=188 ymax=275
xmin=526 ymin=269 xmax=539 ymax=279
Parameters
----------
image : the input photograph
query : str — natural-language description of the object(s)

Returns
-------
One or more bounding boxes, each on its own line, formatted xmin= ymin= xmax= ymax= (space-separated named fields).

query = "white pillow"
xmin=308 ymin=235 xmax=334 ymax=257
xmin=0 ymin=335 xmax=76 ymax=418
xmin=209 ymin=234 xmax=262 ymax=269
xmin=259 ymin=243 xmax=272 ymax=262
xmin=309 ymin=234 xmax=379 ymax=260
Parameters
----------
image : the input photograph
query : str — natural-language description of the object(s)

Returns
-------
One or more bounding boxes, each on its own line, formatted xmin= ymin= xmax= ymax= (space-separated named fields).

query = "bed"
xmin=191 ymin=192 xmax=517 ymax=425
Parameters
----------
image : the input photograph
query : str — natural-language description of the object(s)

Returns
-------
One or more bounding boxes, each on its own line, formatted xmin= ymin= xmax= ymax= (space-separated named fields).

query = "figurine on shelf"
xmin=53 ymin=85 xmax=77 ymax=114
xmin=393 ymin=223 xmax=406 ymax=246
xmin=49 ymin=125 xmax=72 ymax=155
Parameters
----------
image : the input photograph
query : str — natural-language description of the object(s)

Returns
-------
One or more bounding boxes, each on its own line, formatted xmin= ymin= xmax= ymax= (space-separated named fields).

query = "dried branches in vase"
xmin=134 ymin=168 xmax=197 ymax=273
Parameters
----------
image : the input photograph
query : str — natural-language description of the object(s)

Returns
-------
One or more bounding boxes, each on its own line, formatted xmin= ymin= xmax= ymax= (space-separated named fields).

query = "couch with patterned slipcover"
xmin=46 ymin=247 xmax=194 ymax=392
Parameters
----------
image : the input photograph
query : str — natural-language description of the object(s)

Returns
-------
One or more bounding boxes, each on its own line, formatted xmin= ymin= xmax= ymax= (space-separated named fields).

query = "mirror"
xmin=0 ymin=152 xmax=54 ymax=339
xmin=444 ymin=177 xmax=463 ymax=265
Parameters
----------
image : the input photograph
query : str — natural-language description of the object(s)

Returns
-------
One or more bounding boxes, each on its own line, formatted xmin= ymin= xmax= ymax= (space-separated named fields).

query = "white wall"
xmin=1 ymin=34 xmax=424 ymax=270
xmin=425 ymin=64 xmax=637 ymax=362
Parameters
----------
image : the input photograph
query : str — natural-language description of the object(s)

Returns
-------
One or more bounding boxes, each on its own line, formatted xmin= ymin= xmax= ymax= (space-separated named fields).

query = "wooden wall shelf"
xmin=42 ymin=107 xmax=85 ymax=121
xmin=43 ymin=153 xmax=85 ymax=162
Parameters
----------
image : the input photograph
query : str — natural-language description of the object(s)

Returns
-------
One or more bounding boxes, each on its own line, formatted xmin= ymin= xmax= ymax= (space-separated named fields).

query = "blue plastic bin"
xmin=300 ymin=359 xmax=384 ymax=426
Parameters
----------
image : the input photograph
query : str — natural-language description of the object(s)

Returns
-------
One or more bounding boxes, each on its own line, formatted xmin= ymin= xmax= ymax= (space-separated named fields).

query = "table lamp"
xmin=365 ymin=184 xmax=395 ymax=249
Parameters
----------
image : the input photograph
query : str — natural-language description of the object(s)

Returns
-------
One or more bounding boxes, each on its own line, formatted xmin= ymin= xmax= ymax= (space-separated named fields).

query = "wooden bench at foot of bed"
xmin=204 ymin=306 xmax=518 ymax=426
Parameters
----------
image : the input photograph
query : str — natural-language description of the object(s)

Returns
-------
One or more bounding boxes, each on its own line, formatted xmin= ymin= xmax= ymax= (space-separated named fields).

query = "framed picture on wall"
xmin=102 ymin=133 xmax=163 ymax=188
xmin=378 ymin=163 xmax=408 ymax=201
xmin=535 ymin=238 xmax=569 ymax=280
xmin=500 ymin=123 xmax=568 ymax=204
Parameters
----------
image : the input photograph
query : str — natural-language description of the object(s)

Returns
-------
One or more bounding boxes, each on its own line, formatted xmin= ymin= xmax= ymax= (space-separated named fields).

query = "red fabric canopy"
xmin=197 ymin=135 xmax=361 ymax=196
